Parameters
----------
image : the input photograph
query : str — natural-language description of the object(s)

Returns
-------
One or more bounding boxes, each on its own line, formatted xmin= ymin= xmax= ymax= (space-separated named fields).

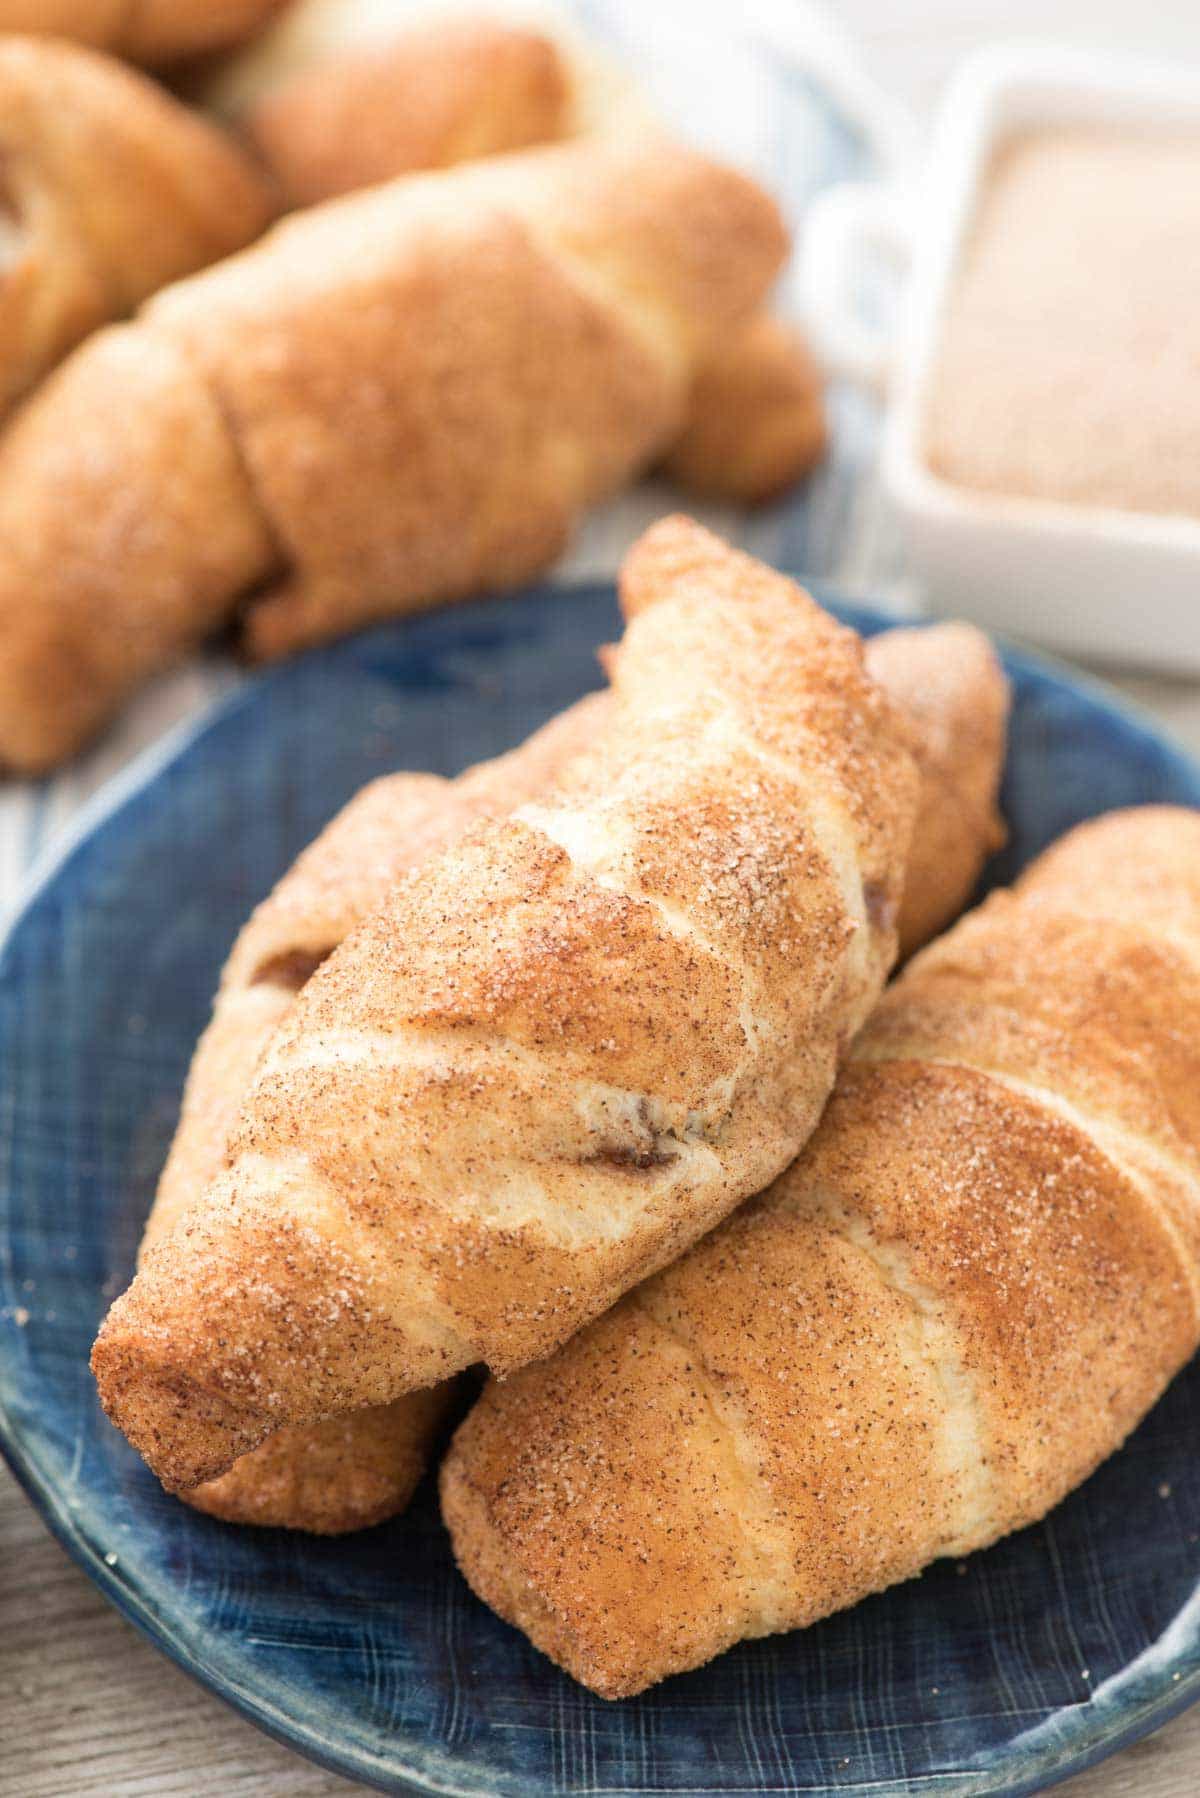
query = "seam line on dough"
xmin=194 ymin=1150 xmax=477 ymax=1375
xmin=257 ymin=1019 xmax=735 ymax=1130
xmin=628 ymin=1287 xmax=799 ymax=1638
xmin=153 ymin=322 xmax=292 ymax=615
xmin=727 ymin=717 xmax=870 ymax=950
xmin=520 ymin=703 xmax=869 ymax=961
xmin=522 ymin=220 xmax=691 ymax=394
xmin=980 ymin=1069 xmax=1200 ymax=1324
xmin=856 ymin=1044 xmax=1200 ymax=1325
xmin=816 ymin=1196 xmax=997 ymax=1557
xmin=516 ymin=702 xmax=868 ymax=1051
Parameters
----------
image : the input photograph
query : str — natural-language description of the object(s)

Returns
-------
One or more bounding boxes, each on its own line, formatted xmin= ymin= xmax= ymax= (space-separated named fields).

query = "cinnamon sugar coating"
xmin=239 ymin=14 xmax=830 ymax=509
xmin=146 ymin=697 xmax=606 ymax=1532
xmin=0 ymin=138 xmax=785 ymax=770
xmin=92 ymin=518 xmax=918 ymax=1492
xmin=246 ymin=15 xmax=572 ymax=208
xmin=145 ymin=624 xmax=1003 ymax=1532
xmin=926 ymin=127 xmax=1200 ymax=518
xmin=184 ymin=1388 xmax=451 ymax=1536
xmin=443 ymin=806 xmax=1200 ymax=1697
xmin=662 ymin=316 xmax=829 ymax=505
xmin=864 ymin=622 xmax=1008 ymax=956
xmin=0 ymin=36 xmax=272 ymax=419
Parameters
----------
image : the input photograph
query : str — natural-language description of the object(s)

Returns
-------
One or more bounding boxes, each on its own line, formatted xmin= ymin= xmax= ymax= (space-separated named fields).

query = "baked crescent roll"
xmin=244 ymin=14 xmax=573 ymax=209
xmin=153 ymin=625 xmax=1006 ymax=1533
xmin=0 ymin=1 xmax=288 ymax=63
xmin=442 ymin=805 xmax=1200 ymax=1697
xmin=660 ymin=315 xmax=829 ymax=506
xmin=91 ymin=517 xmax=918 ymax=1493
xmin=0 ymin=136 xmax=784 ymax=773
xmin=237 ymin=13 xmax=830 ymax=506
xmin=868 ymin=621 xmax=1008 ymax=956
xmin=148 ymin=694 xmax=607 ymax=1534
xmin=0 ymin=36 xmax=274 ymax=418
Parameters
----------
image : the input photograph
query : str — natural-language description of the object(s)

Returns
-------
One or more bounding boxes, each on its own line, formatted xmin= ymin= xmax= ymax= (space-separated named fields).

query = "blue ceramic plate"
xmin=2 ymin=581 xmax=1200 ymax=1798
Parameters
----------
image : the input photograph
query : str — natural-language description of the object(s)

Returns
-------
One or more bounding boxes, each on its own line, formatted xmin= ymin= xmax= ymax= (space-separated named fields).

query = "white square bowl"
xmin=804 ymin=45 xmax=1200 ymax=671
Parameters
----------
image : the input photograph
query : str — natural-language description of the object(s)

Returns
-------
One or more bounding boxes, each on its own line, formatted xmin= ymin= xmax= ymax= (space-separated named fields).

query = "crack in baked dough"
xmin=249 ymin=1021 xmax=725 ymax=1244
xmin=583 ymin=1135 xmax=680 ymax=1173
xmin=250 ymin=944 xmax=335 ymax=990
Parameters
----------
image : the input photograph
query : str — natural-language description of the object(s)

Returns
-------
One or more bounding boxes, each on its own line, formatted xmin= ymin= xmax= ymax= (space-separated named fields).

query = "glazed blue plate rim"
xmin=2 ymin=580 xmax=1200 ymax=1798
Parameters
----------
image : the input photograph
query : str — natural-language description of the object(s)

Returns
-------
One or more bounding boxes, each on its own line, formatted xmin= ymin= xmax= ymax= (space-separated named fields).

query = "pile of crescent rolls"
xmin=92 ymin=501 xmax=1200 ymax=1699
xmin=0 ymin=7 xmax=827 ymax=771
xmin=26 ymin=2 xmax=1193 ymax=1703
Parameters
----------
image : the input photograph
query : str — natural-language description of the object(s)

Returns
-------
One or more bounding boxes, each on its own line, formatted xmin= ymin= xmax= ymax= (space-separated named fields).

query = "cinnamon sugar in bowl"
xmin=925 ymin=124 xmax=1200 ymax=521
xmin=810 ymin=48 xmax=1200 ymax=669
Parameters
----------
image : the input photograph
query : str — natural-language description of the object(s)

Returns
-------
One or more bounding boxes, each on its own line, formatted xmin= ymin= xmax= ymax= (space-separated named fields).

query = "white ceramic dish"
xmin=803 ymin=45 xmax=1200 ymax=671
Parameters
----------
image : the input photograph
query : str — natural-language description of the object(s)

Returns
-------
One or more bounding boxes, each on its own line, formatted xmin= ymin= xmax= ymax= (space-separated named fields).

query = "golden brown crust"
xmin=0 ymin=324 xmax=276 ymax=772
xmin=662 ymin=316 xmax=828 ymax=505
xmin=0 ymin=1 xmax=126 ymax=45
xmin=152 ymin=631 xmax=999 ymax=1532
xmin=0 ymin=36 xmax=273 ymax=416
xmin=0 ymin=1 xmax=288 ymax=63
xmin=864 ymin=622 xmax=1009 ymax=955
xmin=246 ymin=16 xmax=572 ymax=208
xmin=223 ymin=698 xmax=612 ymax=1004
xmin=227 ymin=15 xmax=829 ymax=512
xmin=92 ymin=519 xmax=917 ymax=1492
xmin=0 ymin=138 xmax=784 ymax=771
xmin=184 ymin=1388 xmax=452 ymax=1534
xmin=1013 ymin=804 xmax=1200 ymax=945
xmin=233 ymin=19 xmax=830 ymax=511
xmin=125 ymin=0 xmax=289 ymax=65
xmin=442 ymin=804 xmax=1200 ymax=1697
xmin=147 ymin=693 xmax=607 ymax=1532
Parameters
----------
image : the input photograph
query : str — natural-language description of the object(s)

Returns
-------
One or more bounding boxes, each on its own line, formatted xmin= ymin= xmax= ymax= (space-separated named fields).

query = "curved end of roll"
xmin=90 ymin=1311 xmax=273 ymax=1493
xmin=93 ymin=1166 xmax=472 ymax=1494
xmin=0 ymin=623 xmax=105 ymax=776
xmin=440 ymin=1441 xmax=639 ymax=1702
xmin=439 ymin=1298 xmax=762 ymax=1700
xmin=617 ymin=512 xmax=739 ymax=619
xmin=865 ymin=620 xmax=1011 ymax=959
xmin=183 ymin=1388 xmax=453 ymax=1535
xmin=662 ymin=316 xmax=828 ymax=507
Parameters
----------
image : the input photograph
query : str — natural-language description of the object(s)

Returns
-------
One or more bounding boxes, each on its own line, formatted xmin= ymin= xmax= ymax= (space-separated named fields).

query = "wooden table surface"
xmin=6 ymin=1 xmax=1200 ymax=1794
